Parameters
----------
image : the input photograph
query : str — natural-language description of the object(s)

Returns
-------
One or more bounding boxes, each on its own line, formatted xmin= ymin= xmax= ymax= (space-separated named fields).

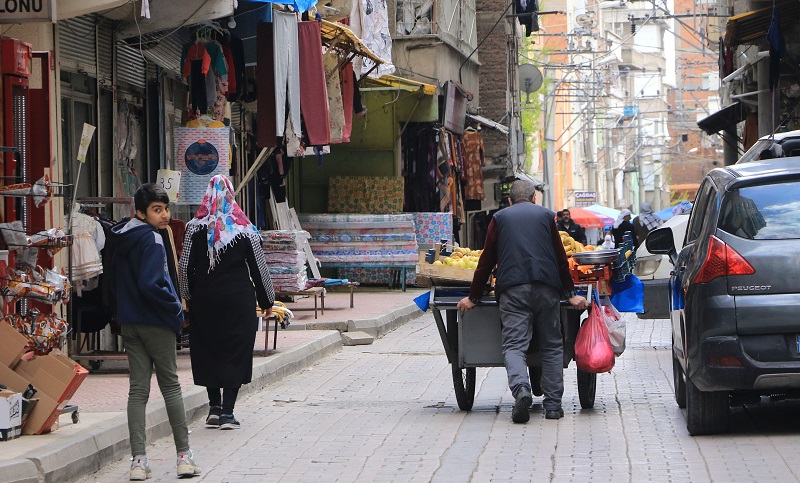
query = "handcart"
xmin=429 ymin=285 xmax=596 ymax=411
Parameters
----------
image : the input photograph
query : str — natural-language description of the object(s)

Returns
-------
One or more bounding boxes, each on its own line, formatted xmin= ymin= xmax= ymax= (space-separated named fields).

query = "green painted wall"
xmin=294 ymin=90 xmax=438 ymax=213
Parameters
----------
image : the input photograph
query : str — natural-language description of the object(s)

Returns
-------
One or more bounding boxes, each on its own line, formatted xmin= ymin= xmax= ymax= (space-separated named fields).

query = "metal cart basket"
xmin=429 ymin=285 xmax=597 ymax=410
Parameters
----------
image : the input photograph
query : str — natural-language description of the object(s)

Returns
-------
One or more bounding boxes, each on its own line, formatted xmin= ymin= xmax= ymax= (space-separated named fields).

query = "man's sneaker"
xmin=545 ymin=408 xmax=565 ymax=420
xmin=129 ymin=455 xmax=151 ymax=481
xmin=511 ymin=387 xmax=533 ymax=424
xmin=176 ymin=450 xmax=201 ymax=478
xmin=205 ymin=406 xmax=222 ymax=428
xmin=219 ymin=414 xmax=241 ymax=430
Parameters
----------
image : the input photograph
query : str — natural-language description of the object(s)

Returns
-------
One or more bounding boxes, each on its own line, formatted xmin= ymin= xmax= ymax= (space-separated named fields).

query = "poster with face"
xmin=174 ymin=127 xmax=230 ymax=205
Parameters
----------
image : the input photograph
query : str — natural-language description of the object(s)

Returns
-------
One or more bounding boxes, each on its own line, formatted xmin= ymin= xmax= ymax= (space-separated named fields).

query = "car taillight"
xmin=693 ymin=236 xmax=755 ymax=284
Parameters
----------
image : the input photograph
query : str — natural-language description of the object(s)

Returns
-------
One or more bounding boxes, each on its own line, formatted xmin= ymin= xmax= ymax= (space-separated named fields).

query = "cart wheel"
xmin=452 ymin=366 xmax=476 ymax=411
xmin=89 ymin=360 xmax=103 ymax=371
xmin=577 ymin=369 xmax=596 ymax=409
xmin=71 ymin=411 xmax=79 ymax=424
xmin=529 ymin=366 xmax=543 ymax=396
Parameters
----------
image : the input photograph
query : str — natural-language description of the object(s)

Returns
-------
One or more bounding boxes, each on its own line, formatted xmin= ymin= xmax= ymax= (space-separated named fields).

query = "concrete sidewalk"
xmin=0 ymin=288 xmax=426 ymax=483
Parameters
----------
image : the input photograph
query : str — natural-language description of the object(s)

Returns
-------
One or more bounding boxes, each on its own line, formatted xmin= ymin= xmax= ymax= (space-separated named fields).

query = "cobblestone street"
xmin=79 ymin=314 xmax=800 ymax=482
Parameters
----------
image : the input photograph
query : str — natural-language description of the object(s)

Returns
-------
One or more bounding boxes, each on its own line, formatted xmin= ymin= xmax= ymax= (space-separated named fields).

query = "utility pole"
xmin=636 ymin=108 xmax=645 ymax=208
xmin=542 ymin=70 xmax=557 ymax=210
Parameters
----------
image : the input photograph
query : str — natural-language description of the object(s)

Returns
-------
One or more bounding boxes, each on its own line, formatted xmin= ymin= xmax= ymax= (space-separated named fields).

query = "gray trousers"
xmin=122 ymin=324 xmax=190 ymax=456
xmin=498 ymin=282 xmax=564 ymax=410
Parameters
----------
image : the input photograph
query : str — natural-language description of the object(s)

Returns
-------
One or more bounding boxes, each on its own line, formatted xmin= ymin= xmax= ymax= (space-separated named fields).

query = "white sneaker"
xmin=129 ymin=455 xmax=151 ymax=481
xmin=176 ymin=449 xmax=201 ymax=478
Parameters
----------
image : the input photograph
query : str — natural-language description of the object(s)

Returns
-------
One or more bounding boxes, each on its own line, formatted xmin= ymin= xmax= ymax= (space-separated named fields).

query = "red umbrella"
xmin=560 ymin=208 xmax=614 ymax=229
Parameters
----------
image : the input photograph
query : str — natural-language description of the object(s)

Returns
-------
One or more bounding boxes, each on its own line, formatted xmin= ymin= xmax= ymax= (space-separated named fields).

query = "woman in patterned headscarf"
xmin=179 ymin=175 xmax=275 ymax=430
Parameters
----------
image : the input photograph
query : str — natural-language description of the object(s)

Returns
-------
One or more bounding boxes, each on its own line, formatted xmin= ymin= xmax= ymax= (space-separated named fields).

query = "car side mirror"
xmin=646 ymin=227 xmax=678 ymax=265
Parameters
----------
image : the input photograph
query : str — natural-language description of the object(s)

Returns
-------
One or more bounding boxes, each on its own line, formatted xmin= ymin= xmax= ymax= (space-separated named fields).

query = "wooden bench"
xmin=257 ymin=310 xmax=280 ymax=351
xmin=274 ymin=286 xmax=325 ymax=319
xmin=322 ymin=281 xmax=360 ymax=308
xmin=321 ymin=263 xmax=415 ymax=291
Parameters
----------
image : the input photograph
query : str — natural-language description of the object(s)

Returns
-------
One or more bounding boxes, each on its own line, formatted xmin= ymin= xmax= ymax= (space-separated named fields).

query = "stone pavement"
xmin=76 ymin=313 xmax=800 ymax=483
xmin=0 ymin=288 xmax=426 ymax=483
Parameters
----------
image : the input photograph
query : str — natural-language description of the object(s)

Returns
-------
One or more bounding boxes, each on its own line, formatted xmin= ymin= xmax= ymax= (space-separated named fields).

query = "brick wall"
xmin=476 ymin=4 xmax=511 ymax=162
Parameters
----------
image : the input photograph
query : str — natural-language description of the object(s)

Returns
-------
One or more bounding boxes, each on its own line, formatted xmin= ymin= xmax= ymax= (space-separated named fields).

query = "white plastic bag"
xmin=601 ymin=296 xmax=626 ymax=356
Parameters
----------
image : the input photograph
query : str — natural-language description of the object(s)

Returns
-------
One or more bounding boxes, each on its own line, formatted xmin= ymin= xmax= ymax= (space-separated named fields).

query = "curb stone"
xmin=0 ymin=305 xmax=424 ymax=483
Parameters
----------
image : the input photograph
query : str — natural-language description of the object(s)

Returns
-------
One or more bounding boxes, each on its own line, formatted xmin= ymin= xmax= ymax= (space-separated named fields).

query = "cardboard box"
xmin=0 ymin=363 xmax=57 ymax=435
xmin=0 ymin=321 xmax=28 ymax=369
xmin=0 ymin=389 xmax=22 ymax=441
xmin=3 ymin=352 xmax=87 ymax=435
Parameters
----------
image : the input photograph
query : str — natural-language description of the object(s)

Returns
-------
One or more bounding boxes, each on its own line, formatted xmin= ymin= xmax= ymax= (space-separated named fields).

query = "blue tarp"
xmin=655 ymin=201 xmax=692 ymax=221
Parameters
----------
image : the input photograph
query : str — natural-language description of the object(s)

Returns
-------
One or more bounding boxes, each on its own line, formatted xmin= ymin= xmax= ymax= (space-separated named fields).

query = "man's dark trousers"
xmin=498 ymin=282 xmax=564 ymax=411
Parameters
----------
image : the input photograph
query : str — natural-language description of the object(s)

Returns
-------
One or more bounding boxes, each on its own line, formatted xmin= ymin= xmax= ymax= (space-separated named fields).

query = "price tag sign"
xmin=156 ymin=169 xmax=181 ymax=202
xmin=77 ymin=123 xmax=96 ymax=163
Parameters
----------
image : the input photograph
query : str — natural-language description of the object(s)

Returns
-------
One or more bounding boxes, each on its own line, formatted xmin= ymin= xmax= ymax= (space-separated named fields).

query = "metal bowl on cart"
xmin=428 ymin=285 xmax=595 ymax=411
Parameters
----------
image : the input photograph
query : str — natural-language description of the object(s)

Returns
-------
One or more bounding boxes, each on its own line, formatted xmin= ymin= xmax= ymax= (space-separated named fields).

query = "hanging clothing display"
xmin=273 ymin=10 xmax=302 ymax=141
xmin=221 ymin=34 xmax=246 ymax=101
xmin=340 ymin=61 xmax=355 ymax=143
xmin=353 ymin=0 xmax=395 ymax=78
xmin=182 ymin=33 xmax=231 ymax=119
xmin=402 ymin=123 xmax=439 ymax=213
xmin=257 ymin=21 xmax=278 ymax=148
xmin=462 ymin=128 xmax=486 ymax=201
xmin=298 ymin=20 xmax=331 ymax=145
xmin=324 ymin=52 xmax=346 ymax=143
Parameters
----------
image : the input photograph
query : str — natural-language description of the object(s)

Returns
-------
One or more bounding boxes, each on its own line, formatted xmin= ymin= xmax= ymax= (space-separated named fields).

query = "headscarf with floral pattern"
xmin=186 ymin=175 xmax=257 ymax=269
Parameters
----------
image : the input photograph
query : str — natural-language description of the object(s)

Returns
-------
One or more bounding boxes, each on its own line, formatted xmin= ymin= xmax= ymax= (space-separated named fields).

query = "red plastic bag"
xmin=574 ymin=293 xmax=615 ymax=373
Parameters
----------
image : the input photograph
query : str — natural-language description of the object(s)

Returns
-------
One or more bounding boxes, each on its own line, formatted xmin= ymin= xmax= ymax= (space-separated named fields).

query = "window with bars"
xmin=396 ymin=0 xmax=476 ymax=51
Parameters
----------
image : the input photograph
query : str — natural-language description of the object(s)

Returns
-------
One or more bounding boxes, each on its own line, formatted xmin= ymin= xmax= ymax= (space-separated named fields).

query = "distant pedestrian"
xmin=612 ymin=209 xmax=635 ymax=248
xmin=632 ymin=202 xmax=663 ymax=246
xmin=179 ymin=175 xmax=275 ymax=431
xmin=110 ymin=184 xmax=201 ymax=480
xmin=601 ymin=234 xmax=615 ymax=249
xmin=556 ymin=208 xmax=587 ymax=244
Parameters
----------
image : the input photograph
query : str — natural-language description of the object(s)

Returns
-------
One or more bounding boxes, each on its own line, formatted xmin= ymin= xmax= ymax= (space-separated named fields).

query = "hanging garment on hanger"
xmin=273 ymin=11 xmax=302 ymax=141
xmin=182 ymin=42 xmax=211 ymax=78
xmin=462 ymin=129 xmax=486 ymax=201
xmin=339 ymin=61 xmax=355 ymax=143
xmin=223 ymin=33 xmax=246 ymax=101
xmin=324 ymin=52 xmax=345 ymax=143
xmin=298 ymin=20 xmax=331 ymax=145
xmin=257 ymin=22 xmax=278 ymax=148
xmin=205 ymin=64 xmax=217 ymax=115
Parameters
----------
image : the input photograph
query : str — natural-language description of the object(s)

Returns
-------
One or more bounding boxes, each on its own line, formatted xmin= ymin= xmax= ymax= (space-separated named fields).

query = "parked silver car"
xmin=633 ymin=213 xmax=689 ymax=319
xmin=736 ymin=129 xmax=800 ymax=163
xmin=647 ymin=157 xmax=800 ymax=435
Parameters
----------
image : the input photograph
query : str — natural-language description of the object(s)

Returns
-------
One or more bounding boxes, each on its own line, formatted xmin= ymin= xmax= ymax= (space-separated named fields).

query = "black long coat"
xmin=181 ymin=229 xmax=275 ymax=387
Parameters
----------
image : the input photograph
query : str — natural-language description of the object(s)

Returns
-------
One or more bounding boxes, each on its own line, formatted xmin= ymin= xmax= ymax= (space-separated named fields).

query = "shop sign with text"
xmin=0 ymin=0 xmax=54 ymax=23
xmin=574 ymin=191 xmax=596 ymax=207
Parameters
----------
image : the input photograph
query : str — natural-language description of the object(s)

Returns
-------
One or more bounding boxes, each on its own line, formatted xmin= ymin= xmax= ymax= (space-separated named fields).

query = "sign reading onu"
xmin=0 ymin=0 xmax=54 ymax=23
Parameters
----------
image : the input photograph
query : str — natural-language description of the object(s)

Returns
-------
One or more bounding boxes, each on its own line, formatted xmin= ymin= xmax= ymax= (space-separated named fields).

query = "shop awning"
xmin=58 ymin=0 xmax=128 ymax=20
xmin=360 ymin=75 xmax=438 ymax=96
xmin=102 ymin=0 xmax=234 ymax=39
xmin=724 ymin=0 xmax=799 ymax=47
xmin=320 ymin=20 xmax=388 ymax=68
xmin=697 ymin=101 xmax=749 ymax=135
xmin=466 ymin=114 xmax=509 ymax=135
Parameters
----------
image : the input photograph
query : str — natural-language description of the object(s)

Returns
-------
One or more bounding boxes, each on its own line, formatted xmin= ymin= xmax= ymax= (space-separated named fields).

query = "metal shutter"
xmin=115 ymin=42 xmax=146 ymax=90
xmin=58 ymin=15 xmax=97 ymax=76
xmin=140 ymin=32 xmax=188 ymax=79
xmin=97 ymin=18 xmax=114 ymax=87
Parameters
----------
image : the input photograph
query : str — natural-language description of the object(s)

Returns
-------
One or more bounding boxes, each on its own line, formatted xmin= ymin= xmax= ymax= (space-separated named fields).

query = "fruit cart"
xmin=428 ymin=285 xmax=596 ymax=410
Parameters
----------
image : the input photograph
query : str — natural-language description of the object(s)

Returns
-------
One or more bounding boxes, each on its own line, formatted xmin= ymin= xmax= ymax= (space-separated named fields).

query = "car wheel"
xmin=685 ymin=373 xmax=729 ymax=435
xmin=672 ymin=349 xmax=686 ymax=408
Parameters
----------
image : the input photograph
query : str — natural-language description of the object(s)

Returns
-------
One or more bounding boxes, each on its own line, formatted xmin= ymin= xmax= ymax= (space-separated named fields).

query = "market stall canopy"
xmin=583 ymin=204 xmax=621 ymax=221
xmin=102 ymin=0 xmax=234 ymax=39
xmin=655 ymin=201 xmax=692 ymax=221
xmin=466 ymin=114 xmax=509 ymax=135
xmin=724 ymin=0 xmax=798 ymax=47
xmin=320 ymin=20 xmax=389 ymax=71
xmin=565 ymin=208 xmax=614 ymax=229
xmin=697 ymin=101 xmax=749 ymax=135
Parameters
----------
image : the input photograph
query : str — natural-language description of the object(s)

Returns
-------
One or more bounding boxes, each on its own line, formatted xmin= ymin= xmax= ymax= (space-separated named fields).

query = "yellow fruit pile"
xmin=559 ymin=231 xmax=593 ymax=256
xmin=433 ymin=246 xmax=483 ymax=269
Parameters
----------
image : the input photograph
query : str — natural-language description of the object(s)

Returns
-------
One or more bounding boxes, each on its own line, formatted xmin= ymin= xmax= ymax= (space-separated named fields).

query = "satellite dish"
xmin=519 ymin=64 xmax=543 ymax=99
xmin=576 ymin=13 xmax=597 ymax=28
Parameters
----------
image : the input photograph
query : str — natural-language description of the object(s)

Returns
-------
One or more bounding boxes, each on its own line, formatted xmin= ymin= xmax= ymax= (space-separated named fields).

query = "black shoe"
xmin=205 ymin=406 xmax=222 ymax=428
xmin=219 ymin=414 xmax=241 ymax=430
xmin=512 ymin=388 xmax=533 ymax=424
xmin=545 ymin=408 xmax=565 ymax=420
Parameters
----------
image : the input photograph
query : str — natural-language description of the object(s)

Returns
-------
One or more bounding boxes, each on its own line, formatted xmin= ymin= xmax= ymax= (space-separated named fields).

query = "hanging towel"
xmin=257 ymin=22 xmax=278 ymax=148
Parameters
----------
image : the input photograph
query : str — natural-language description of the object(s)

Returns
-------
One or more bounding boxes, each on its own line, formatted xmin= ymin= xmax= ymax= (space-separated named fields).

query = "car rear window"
xmin=718 ymin=181 xmax=800 ymax=239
